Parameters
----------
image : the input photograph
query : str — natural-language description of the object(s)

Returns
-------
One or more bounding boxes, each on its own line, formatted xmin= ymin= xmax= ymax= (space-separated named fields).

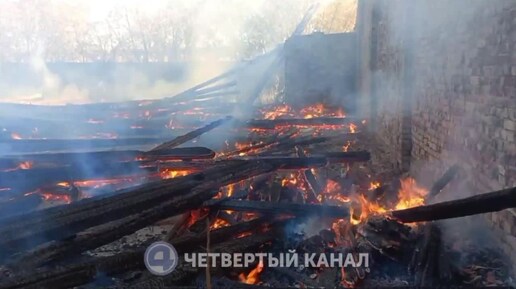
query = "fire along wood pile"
xmin=0 ymin=95 xmax=515 ymax=289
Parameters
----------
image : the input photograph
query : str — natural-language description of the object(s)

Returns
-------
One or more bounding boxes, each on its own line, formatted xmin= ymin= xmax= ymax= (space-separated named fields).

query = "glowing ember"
xmin=300 ymin=103 xmax=346 ymax=118
xmin=236 ymin=231 xmax=253 ymax=238
xmin=160 ymin=169 xmax=193 ymax=179
xmin=349 ymin=123 xmax=357 ymax=133
xmin=369 ymin=181 xmax=381 ymax=190
xmin=210 ymin=218 xmax=230 ymax=229
xmin=227 ymin=184 xmax=235 ymax=197
xmin=342 ymin=141 xmax=352 ymax=152
xmin=262 ymin=104 xmax=293 ymax=119
xmin=40 ymin=193 xmax=72 ymax=204
xmin=260 ymin=103 xmax=346 ymax=120
xmin=2 ymin=161 xmax=34 ymax=172
xmin=239 ymin=259 xmax=264 ymax=285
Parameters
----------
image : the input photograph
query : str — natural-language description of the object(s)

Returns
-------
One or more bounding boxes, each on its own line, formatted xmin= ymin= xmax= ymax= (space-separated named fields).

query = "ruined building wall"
xmin=357 ymin=0 xmax=516 ymax=269
xmin=284 ymin=32 xmax=357 ymax=111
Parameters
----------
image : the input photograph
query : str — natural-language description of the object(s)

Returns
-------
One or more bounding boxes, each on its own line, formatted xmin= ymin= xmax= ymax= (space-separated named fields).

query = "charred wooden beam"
xmin=0 ymin=160 xmax=275 ymax=258
xmin=426 ymin=165 xmax=460 ymax=200
xmin=1 ymin=147 xmax=215 ymax=166
xmin=244 ymin=117 xmax=353 ymax=129
xmin=256 ymin=134 xmax=358 ymax=155
xmin=0 ymin=263 xmax=97 ymax=289
xmin=295 ymin=146 xmax=321 ymax=202
xmin=0 ymin=137 xmax=166 ymax=154
xmin=219 ymin=132 xmax=294 ymax=158
xmin=159 ymin=153 xmax=370 ymax=172
xmin=0 ymin=218 xmax=278 ymax=289
xmin=151 ymin=117 xmax=233 ymax=151
xmin=0 ymin=163 xmax=154 ymax=197
xmin=391 ymin=186 xmax=516 ymax=223
xmin=0 ymin=194 xmax=43 ymax=218
xmin=208 ymin=199 xmax=349 ymax=218
xmin=409 ymin=223 xmax=450 ymax=286
xmin=6 ymin=186 xmax=219 ymax=269
xmin=194 ymin=81 xmax=237 ymax=97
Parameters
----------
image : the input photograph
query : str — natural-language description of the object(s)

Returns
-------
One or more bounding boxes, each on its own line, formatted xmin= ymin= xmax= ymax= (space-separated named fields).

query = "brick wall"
xmin=357 ymin=0 xmax=516 ymax=272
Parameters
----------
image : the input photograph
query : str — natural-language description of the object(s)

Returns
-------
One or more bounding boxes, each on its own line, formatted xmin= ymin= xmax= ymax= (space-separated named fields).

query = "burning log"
xmin=0 ymin=147 xmax=216 ymax=196
xmin=159 ymin=153 xmax=370 ymax=172
xmin=0 ymin=152 xmax=369 ymax=254
xmin=0 ymin=137 xmax=167 ymax=154
xmin=1 ymin=147 xmax=215 ymax=166
xmin=255 ymin=134 xmax=359 ymax=156
xmin=208 ymin=199 xmax=349 ymax=218
xmin=245 ymin=117 xmax=352 ymax=129
xmin=0 ymin=160 xmax=276 ymax=258
xmin=6 ymin=185 xmax=219 ymax=269
xmin=295 ymin=146 xmax=322 ymax=201
xmin=220 ymin=132 xmax=296 ymax=158
xmin=151 ymin=116 xmax=233 ymax=151
xmin=0 ymin=163 xmax=154 ymax=198
xmin=391 ymin=186 xmax=516 ymax=223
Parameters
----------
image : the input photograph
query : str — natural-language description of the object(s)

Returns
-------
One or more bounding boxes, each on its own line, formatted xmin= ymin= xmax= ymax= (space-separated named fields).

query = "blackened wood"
xmin=159 ymin=153 xmax=370 ymax=172
xmin=426 ymin=165 xmax=460 ymax=200
xmin=102 ymin=217 xmax=276 ymax=276
xmin=0 ymin=263 xmax=97 ymax=289
xmin=209 ymin=200 xmax=349 ymax=218
xmin=0 ymin=137 xmax=165 ymax=154
xmin=0 ymin=194 xmax=43 ymax=218
xmin=7 ymin=185 xmax=219 ymax=268
xmin=295 ymin=146 xmax=321 ymax=201
xmin=219 ymin=132 xmax=291 ymax=158
xmin=0 ymin=163 xmax=153 ymax=197
xmin=391 ymin=186 xmax=516 ymax=223
xmin=165 ymin=213 xmax=192 ymax=241
xmin=1 ymin=147 xmax=215 ymax=165
xmin=410 ymin=224 xmax=442 ymax=286
xmin=0 ymin=219 xmax=275 ymax=289
xmin=245 ymin=117 xmax=351 ymax=129
xmin=0 ymin=160 xmax=275 ymax=258
xmin=256 ymin=134 xmax=356 ymax=155
xmin=152 ymin=117 xmax=233 ymax=151
xmin=194 ymin=81 xmax=237 ymax=97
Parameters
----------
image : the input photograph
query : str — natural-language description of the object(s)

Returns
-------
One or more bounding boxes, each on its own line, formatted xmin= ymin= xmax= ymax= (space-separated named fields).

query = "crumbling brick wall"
xmin=358 ymin=0 xmax=516 ymax=271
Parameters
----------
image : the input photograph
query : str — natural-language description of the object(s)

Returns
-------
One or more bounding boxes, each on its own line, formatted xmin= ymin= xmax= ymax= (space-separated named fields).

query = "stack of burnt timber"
xmin=0 ymin=100 xmax=514 ymax=289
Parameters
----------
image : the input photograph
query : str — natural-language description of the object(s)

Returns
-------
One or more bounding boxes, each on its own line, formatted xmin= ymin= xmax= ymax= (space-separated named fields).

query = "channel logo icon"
xmin=144 ymin=241 xmax=179 ymax=275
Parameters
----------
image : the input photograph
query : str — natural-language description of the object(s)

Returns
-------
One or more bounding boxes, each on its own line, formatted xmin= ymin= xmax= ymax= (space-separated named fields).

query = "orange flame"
xmin=40 ymin=193 xmax=72 ymax=204
xmin=210 ymin=218 xmax=230 ymax=229
xmin=347 ymin=178 xmax=427 ymax=225
xmin=349 ymin=123 xmax=357 ymax=133
xmin=394 ymin=178 xmax=427 ymax=210
xmin=239 ymin=260 xmax=264 ymax=284
xmin=160 ymin=169 xmax=193 ymax=179
xmin=369 ymin=181 xmax=381 ymax=190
